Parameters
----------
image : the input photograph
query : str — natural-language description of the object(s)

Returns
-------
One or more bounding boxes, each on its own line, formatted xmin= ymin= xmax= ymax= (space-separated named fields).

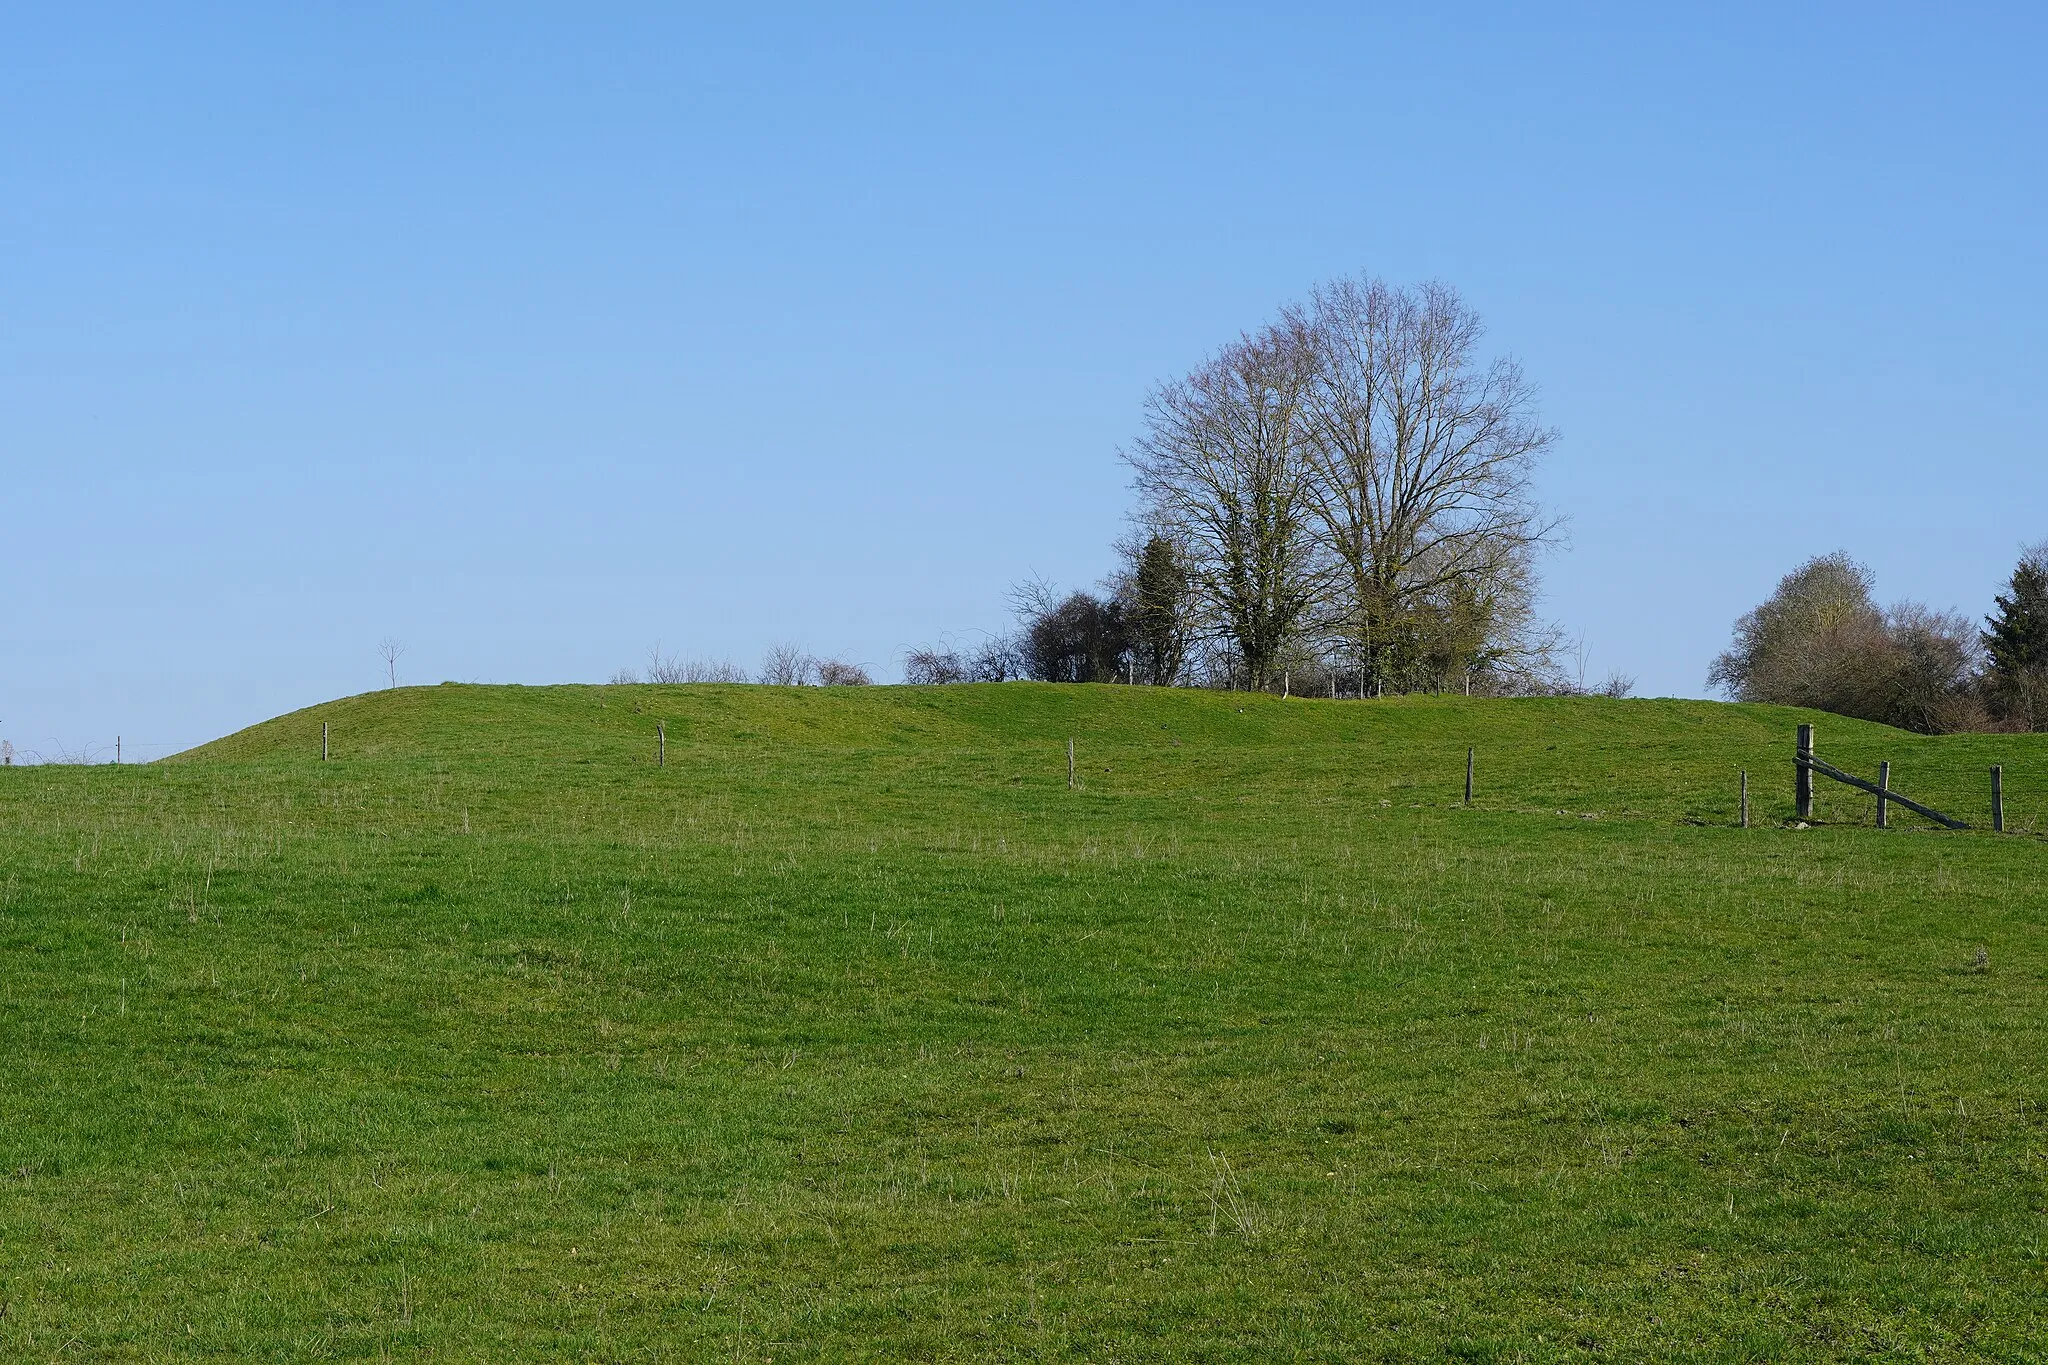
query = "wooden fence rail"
xmin=1793 ymin=724 xmax=1970 ymax=830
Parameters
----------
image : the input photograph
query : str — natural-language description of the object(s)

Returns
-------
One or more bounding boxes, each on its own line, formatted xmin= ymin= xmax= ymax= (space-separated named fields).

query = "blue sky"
xmin=5 ymin=3 xmax=2044 ymax=757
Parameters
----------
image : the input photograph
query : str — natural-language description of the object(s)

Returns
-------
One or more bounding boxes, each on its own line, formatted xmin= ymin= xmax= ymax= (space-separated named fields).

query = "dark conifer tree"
xmin=1131 ymin=535 xmax=1192 ymax=685
xmin=1983 ymin=547 xmax=2048 ymax=727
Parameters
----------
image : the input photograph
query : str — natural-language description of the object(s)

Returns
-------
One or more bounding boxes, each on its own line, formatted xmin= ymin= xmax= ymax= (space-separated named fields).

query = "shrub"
xmin=903 ymin=648 xmax=969 ymax=685
xmin=816 ymin=660 xmax=872 ymax=686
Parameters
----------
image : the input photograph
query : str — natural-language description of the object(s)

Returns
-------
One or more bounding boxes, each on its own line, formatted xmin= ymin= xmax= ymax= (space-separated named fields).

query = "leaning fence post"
xmin=322 ymin=721 xmax=329 ymax=762
xmin=657 ymin=722 xmax=666 ymax=768
xmin=1992 ymin=765 xmax=2004 ymax=833
xmin=1464 ymin=747 xmax=1474 ymax=805
xmin=1795 ymin=724 xmax=1814 ymax=820
xmin=1740 ymin=769 xmax=1749 ymax=828
xmin=1067 ymin=738 xmax=1075 ymax=790
xmin=1876 ymin=760 xmax=1891 ymax=829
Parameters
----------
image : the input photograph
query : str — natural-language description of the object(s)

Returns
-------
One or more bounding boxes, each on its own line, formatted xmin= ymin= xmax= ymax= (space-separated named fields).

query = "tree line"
xmin=1710 ymin=546 xmax=2048 ymax=733
xmin=623 ymin=270 xmax=2048 ymax=729
xmin=907 ymin=273 xmax=1608 ymax=699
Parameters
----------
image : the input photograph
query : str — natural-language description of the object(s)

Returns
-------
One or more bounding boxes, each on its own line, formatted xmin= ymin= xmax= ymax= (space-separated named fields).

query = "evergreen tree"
xmin=1983 ymin=546 xmax=2048 ymax=727
xmin=1131 ymin=535 xmax=1192 ymax=685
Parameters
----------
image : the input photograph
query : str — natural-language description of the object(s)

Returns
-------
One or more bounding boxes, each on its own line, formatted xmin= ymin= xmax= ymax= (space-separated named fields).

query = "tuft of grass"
xmin=0 ymin=682 xmax=2044 ymax=1360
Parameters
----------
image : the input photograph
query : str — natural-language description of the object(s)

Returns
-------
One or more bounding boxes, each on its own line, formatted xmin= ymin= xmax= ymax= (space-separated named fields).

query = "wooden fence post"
xmin=1992 ymin=765 xmax=2004 ymax=833
xmin=1740 ymin=769 xmax=1749 ymax=828
xmin=1796 ymin=724 xmax=1814 ymax=820
xmin=657 ymin=722 xmax=666 ymax=768
xmin=322 ymin=722 xmax=329 ymax=762
xmin=1464 ymin=747 xmax=1474 ymax=805
xmin=1876 ymin=760 xmax=1891 ymax=829
xmin=1067 ymin=738 xmax=1075 ymax=790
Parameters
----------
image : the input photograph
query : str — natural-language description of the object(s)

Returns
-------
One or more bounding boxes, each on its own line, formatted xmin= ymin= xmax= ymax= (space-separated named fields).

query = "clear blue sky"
xmin=6 ymin=3 xmax=2044 ymax=758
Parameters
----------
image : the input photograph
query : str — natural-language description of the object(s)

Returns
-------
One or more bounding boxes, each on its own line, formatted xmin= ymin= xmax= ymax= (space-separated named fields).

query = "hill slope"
xmin=177 ymin=680 xmax=2042 ymax=832
xmin=0 ymin=685 xmax=2043 ymax=1359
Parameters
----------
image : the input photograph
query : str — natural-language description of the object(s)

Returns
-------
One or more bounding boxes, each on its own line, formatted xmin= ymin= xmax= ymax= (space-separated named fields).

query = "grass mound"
xmin=4 ymin=684 xmax=2045 ymax=1359
xmin=177 ymin=680 xmax=2039 ymax=830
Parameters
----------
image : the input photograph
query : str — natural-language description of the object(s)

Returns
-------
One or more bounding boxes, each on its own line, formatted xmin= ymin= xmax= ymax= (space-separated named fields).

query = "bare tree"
xmin=759 ymin=643 xmax=817 ymax=686
xmin=1882 ymin=603 xmax=1985 ymax=734
xmin=645 ymin=645 xmax=690 ymax=684
xmin=1123 ymin=328 xmax=1321 ymax=690
xmin=378 ymin=637 xmax=406 ymax=689
xmin=1288 ymin=276 xmax=1561 ymax=691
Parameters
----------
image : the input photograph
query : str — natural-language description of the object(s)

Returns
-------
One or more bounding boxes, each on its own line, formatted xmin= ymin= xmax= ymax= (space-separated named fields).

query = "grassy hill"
xmin=3 ymin=683 xmax=2045 ymax=1360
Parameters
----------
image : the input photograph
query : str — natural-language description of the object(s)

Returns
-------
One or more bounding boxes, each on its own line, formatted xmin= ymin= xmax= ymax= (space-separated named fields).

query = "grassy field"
xmin=2 ymin=682 xmax=2045 ymax=1361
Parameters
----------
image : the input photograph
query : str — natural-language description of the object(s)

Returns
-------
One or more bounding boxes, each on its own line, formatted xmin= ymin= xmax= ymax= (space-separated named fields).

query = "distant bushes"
xmin=1020 ymin=586 xmax=1132 ymax=684
xmin=630 ymin=648 xmax=747 ymax=684
xmin=612 ymin=644 xmax=871 ymax=687
xmin=815 ymin=659 xmax=872 ymax=686
xmin=1710 ymin=547 xmax=2046 ymax=733
xmin=902 ymin=647 xmax=969 ymax=686
xmin=903 ymin=635 xmax=1020 ymax=685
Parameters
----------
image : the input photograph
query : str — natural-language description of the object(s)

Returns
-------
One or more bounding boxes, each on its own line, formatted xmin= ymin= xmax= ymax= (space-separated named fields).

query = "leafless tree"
xmin=1599 ymin=672 xmax=1638 ymax=699
xmin=759 ymin=643 xmax=817 ymax=686
xmin=608 ymin=667 xmax=639 ymax=685
xmin=1879 ymin=603 xmax=1986 ymax=734
xmin=1123 ymin=327 xmax=1321 ymax=690
xmin=816 ymin=659 xmax=872 ymax=686
xmin=1286 ymin=276 xmax=1561 ymax=690
xmin=645 ymin=645 xmax=690 ymax=684
xmin=378 ymin=637 xmax=406 ymax=689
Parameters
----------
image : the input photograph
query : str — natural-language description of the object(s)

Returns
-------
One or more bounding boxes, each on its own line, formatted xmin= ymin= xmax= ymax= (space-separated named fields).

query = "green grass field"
xmin=3 ymin=683 xmax=2045 ymax=1361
